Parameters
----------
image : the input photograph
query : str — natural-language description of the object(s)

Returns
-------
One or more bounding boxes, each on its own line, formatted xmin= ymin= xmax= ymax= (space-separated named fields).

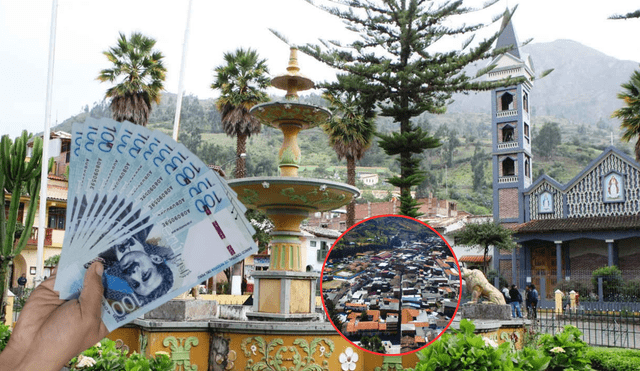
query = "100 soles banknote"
xmin=55 ymin=118 xmax=258 ymax=331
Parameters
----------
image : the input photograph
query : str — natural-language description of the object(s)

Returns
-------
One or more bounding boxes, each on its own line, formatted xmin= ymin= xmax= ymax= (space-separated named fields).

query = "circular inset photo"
xmin=320 ymin=215 xmax=461 ymax=356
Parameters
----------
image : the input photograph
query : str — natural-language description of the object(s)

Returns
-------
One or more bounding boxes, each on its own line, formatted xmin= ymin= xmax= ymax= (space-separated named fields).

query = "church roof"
xmin=495 ymin=9 xmax=521 ymax=59
xmin=514 ymin=214 xmax=640 ymax=234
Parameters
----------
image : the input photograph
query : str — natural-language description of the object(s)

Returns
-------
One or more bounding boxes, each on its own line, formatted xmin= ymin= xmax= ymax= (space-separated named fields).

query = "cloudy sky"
xmin=1 ymin=0 xmax=639 ymax=139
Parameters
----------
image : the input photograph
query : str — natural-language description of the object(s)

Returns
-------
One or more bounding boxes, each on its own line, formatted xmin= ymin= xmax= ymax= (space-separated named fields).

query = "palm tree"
xmin=211 ymin=48 xmax=270 ymax=178
xmin=612 ymin=68 xmax=640 ymax=162
xmin=97 ymin=32 xmax=166 ymax=126
xmin=322 ymin=74 xmax=376 ymax=227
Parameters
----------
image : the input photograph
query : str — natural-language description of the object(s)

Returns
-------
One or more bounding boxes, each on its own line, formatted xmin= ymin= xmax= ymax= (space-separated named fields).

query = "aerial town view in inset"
xmin=321 ymin=215 xmax=461 ymax=355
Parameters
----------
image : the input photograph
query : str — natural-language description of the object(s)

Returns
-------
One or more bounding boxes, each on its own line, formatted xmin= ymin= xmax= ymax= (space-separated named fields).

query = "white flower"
xmin=76 ymin=355 xmax=97 ymax=368
xmin=550 ymin=346 xmax=566 ymax=353
xmin=319 ymin=345 xmax=326 ymax=356
xmin=251 ymin=344 xmax=257 ymax=355
xmin=339 ymin=347 xmax=359 ymax=371
xmin=482 ymin=337 xmax=499 ymax=348
xmin=95 ymin=342 xmax=101 ymax=348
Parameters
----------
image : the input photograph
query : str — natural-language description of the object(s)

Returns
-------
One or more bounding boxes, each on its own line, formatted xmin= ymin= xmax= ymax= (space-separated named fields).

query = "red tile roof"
xmin=356 ymin=322 xmax=379 ymax=330
xmin=459 ymin=255 xmax=491 ymax=263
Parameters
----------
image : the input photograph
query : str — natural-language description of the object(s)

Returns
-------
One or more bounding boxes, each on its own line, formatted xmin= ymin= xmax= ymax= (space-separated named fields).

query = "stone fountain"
xmin=227 ymin=47 xmax=360 ymax=321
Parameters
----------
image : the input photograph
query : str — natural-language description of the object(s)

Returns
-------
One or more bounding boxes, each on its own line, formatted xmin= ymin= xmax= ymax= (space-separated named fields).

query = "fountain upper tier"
xmin=228 ymin=176 xmax=360 ymax=214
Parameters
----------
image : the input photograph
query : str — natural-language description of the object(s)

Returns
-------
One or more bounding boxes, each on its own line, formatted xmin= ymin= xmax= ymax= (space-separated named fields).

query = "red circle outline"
xmin=319 ymin=214 xmax=462 ymax=357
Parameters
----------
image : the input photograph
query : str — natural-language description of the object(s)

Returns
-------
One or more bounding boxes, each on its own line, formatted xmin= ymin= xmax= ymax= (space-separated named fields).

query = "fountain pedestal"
xmin=227 ymin=47 xmax=360 ymax=322
xmin=247 ymin=270 xmax=319 ymax=321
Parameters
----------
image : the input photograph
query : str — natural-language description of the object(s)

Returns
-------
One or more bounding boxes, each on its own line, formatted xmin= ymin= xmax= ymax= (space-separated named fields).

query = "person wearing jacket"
xmin=509 ymin=284 xmax=523 ymax=318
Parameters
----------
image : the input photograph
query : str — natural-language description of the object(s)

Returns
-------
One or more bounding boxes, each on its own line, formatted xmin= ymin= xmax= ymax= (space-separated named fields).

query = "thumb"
xmin=79 ymin=261 xmax=105 ymax=320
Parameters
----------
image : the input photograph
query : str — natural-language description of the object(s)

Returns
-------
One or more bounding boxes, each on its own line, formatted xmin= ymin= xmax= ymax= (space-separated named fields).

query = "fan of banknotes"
xmin=54 ymin=118 xmax=258 ymax=331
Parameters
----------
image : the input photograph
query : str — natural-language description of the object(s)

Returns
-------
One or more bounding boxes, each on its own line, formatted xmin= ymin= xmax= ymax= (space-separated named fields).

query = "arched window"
xmin=502 ymin=126 xmax=514 ymax=142
xmin=503 ymin=158 xmax=515 ymax=176
xmin=524 ymin=158 xmax=530 ymax=177
xmin=523 ymin=92 xmax=529 ymax=112
xmin=500 ymin=93 xmax=514 ymax=111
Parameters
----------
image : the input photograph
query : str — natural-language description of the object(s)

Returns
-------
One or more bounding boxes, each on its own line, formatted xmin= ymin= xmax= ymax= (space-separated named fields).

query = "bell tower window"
xmin=500 ymin=92 xmax=514 ymax=111
xmin=502 ymin=158 xmax=515 ymax=176
xmin=502 ymin=126 xmax=514 ymax=142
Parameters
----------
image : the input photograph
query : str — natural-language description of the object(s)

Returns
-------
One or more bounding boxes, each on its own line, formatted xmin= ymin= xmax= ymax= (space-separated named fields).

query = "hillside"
xmin=447 ymin=39 xmax=639 ymax=130
xmin=49 ymin=39 xmax=639 ymax=215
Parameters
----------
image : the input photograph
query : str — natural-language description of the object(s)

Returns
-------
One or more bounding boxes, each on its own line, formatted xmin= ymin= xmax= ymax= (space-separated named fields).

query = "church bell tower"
xmin=488 ymin=11 xmax=535 ymax=227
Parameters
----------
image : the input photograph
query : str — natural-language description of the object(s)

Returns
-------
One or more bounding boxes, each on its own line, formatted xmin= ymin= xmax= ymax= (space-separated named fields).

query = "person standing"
xmin=502 ymin=285 xmax=511 ymax=303
xmin=17 ymin=273 xmax=27 ymax=297
xmin=509 ymin=284 xmax=523 ymax=318
xmin=525 ymin=285 xmax=532 ymax=318
xmin=529 ymin=284 xmax=539 ymax=319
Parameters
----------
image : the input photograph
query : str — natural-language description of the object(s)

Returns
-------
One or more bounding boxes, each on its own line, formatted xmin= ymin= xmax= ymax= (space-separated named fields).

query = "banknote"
xmin=56 ymin=119 xmax=259 ymax=331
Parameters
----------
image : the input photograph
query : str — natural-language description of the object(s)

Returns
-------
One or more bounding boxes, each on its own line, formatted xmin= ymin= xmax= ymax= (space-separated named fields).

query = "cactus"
xmin=0 ymin=131 xmax=45 ymax=321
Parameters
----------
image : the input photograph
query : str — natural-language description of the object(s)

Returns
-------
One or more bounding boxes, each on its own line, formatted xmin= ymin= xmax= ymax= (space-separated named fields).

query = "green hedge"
xmin=586 ymin=347 xmax=640 ymax=371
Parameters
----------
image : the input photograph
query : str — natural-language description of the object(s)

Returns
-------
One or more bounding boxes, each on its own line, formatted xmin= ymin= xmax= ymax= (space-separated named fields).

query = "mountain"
xmin=447 ymin=39 xmax=639 ymax=128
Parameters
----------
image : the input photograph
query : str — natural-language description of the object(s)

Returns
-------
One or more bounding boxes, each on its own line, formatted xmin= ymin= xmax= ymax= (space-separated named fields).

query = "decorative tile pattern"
xmin=241 ymin=336 xmax=334 ymax=371
xmin=163 ymin=336 xmax=199 ymax=371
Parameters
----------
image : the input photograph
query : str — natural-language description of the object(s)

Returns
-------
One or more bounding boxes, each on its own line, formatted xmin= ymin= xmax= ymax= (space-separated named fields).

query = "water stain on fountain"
xmin=227 ymin=47 xmax=360 ymax=321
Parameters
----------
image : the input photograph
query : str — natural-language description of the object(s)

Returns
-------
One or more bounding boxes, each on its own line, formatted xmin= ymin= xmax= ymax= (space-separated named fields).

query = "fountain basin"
xmin=227 ymin=176 xmax=360 ymax=213
xmin=251 ymin=101 xmax=331 ymax=131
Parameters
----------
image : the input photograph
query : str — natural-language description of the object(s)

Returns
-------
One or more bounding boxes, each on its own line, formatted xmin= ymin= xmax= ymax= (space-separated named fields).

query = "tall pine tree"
xmin=281 ymin=1 xmax=525 ymax=217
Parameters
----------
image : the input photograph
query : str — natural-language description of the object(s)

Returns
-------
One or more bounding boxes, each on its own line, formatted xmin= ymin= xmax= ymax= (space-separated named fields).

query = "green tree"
xmin=612 ymin=68 xmax=640 ymax=162
xmin=444 ymin=129 xmax=461 ymax=168
xmin=177 ymin=95 xmax=206 ymax=154
xmin=97 ymin=32 xmax=167 ymax=127
xmin=609 ymin=10 xmax=640 ymax=19
xmin=322 ymin=74 xmax=376 ymax=227
xmin=360 ymin=335 xmax=385 ymax=354
xmin=292 ymin=2 xmax=527 ymax=217
xmin=0 ymin=132 xmax=46 ymax=320
xmin=211 ymin=48 xmax=270 ymax=178
xmin=453 ymin=221 xmax=517 ymax=273
xmin=470 ymin=145 xmax=487 ymax=192
xmin=534 ymin=122 xmax=562 ymax=158
xmin=359 ymin=310 xmax=369 ymax=321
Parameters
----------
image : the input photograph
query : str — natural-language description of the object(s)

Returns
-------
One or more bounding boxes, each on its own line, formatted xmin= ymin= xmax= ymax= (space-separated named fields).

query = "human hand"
xmin=0 ymin=262 xmax=109 ymax=371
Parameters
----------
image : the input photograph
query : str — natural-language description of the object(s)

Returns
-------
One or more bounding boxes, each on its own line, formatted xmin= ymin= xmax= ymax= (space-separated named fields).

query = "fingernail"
xmin=96 ymin=263 xmax=104 ymax=276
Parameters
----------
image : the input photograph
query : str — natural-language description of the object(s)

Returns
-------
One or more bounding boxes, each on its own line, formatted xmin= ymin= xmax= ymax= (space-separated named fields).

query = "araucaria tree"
xmin=97 ymin=32 xmax=167 ymax=127
xmin=453 ymin=221 xmax=517 ymax=273
xmin=323 ymin=74 xmax=376 ymax=227
xmin=612 ymin=68 xmax=640 ymax=162
xmin=211 ymin=48 xmax=270 ymax=178
xmin=0 ymin=132 xmax=45 ymax=318
xmin=293 ymin=0 xmax=524 ymax=217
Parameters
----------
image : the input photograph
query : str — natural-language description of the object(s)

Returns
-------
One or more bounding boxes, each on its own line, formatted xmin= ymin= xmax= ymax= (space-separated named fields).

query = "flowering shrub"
xmin=538 ymin=325 xmax=592 ymax=371
xmin=412 ymin=319 xmax=550 ymax=371
xmin=68 ymin=338 xmax=173 ymax=371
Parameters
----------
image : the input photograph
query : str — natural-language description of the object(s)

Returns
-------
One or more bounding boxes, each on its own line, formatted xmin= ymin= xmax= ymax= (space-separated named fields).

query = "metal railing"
xmin=531 ymin=306 xmax=640 ymax=349
xmin=26 ymin=227 xmax=52 ymax=246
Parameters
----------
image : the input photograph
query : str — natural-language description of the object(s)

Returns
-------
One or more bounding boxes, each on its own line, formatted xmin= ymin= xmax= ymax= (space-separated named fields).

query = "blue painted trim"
xmin=500 ymin=218 xmax=519 ymax=223
xmin=523 ymin=174 xmax=564 ymax=194
xmin=515 ymin=229 xmax=640 ymax=243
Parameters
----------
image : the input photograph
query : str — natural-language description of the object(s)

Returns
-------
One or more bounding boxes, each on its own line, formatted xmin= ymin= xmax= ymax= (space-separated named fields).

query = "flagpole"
xmin=172 ymin=0 xmax=193 ymax=141
xmin=36 ymin=0 xmax=58 ymax=285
